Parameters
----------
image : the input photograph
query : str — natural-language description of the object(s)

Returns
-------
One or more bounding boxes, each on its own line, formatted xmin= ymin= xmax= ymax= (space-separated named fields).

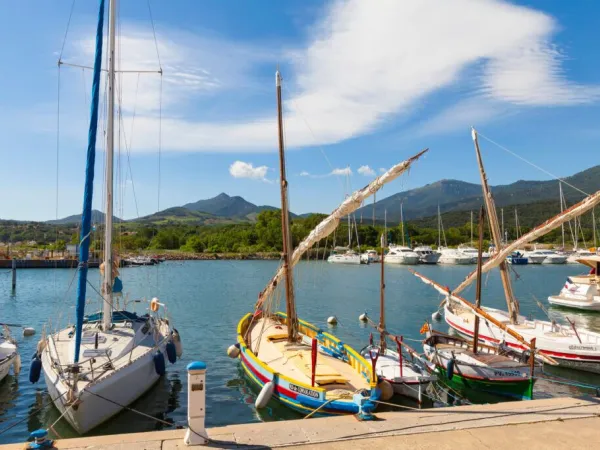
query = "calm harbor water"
xmin=0 ymin=260 xmax=599 ymax=444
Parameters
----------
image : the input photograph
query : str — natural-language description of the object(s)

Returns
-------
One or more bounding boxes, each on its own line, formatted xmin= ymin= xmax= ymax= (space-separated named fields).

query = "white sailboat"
xmin=37 ymin=0 xmax=180 ymax=433
xmin=436 ymin=206 xmax=472 ymax=264
xmin=327 ymin=203 xmax=362 ymax=265
xmin=424 ymin=128 xmax=600 ymax=374
xmin=0 ymin=328 xmax=19 ymax=383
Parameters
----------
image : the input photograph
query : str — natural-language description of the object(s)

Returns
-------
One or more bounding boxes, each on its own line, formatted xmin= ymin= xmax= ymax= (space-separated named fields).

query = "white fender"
xmin=431 ymin=310 xmax=442 ymax=322
xmin=359 ymin=313 xmax=368 ymax=322
xmin=255 ymin=381 xmax=275 ymax=409
xmin=13 ymin=353 xmax=21 ymax=375
xmin=378 ymin=379 xmax=394 ymax=401
xmin=327 ymin=316 xmax=338 ymax=325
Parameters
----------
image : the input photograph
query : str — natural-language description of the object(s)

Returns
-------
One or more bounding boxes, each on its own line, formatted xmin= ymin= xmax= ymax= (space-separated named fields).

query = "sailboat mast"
xmin=276 ymin=71 xmax=297 ymax=342
xmin=101 ymin=0 xmax=116 ymax=331
xmin=470 ymin=210 xmax=473 ymax=246
xmin=400 ymin=201 xmax=405 ymax=246
xmin=473 ymin=206 xmax=485 ymax=354
xmin=515 ymin=208 xmax=518 ymax=240
xmin=379 ymin=231 xmax=386 ymax=350
xmin=594 ymin=208 xmax=598 ymax=251
xmin=73 ymin=0 xmax=106 ymax=363
xmin=501 ymin=208 xmax=505 ymax=244
xmin=372 ymin=192 xmax=376 ymax=227
xmin=437 ymin=205 xmax=441 ymax=248
xmin=471 ymin=128 xmax=519 ymax=323
xmin=559 ymin=181 xmax=565 ymax=249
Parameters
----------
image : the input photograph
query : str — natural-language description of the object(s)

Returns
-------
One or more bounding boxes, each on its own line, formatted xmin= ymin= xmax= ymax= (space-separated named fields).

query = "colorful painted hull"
xmin=237 ymin=312 xmax=379 ymax=416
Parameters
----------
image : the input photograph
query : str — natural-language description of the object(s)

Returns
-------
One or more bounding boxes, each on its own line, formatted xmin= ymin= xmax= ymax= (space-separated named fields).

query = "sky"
xmin=0 ymin=0 xmax=599 ymax=221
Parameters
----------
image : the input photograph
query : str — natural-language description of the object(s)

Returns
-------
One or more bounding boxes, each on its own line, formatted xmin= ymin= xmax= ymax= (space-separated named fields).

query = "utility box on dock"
xmin=184 ymin=361 xmax=209 ymax=446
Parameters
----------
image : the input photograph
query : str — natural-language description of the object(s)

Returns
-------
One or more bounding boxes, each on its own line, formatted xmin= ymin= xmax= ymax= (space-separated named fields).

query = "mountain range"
xmin=42 ymin=165 xmax=600 ymax=226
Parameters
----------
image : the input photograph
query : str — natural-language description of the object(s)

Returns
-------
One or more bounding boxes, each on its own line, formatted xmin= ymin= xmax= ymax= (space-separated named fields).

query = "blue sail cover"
xmin=74 ymin=0 xmax=106 ymax=363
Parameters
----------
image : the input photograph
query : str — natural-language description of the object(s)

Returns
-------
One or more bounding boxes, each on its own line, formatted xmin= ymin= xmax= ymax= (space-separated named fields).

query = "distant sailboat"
xmin=37 ymin=0 xmax=180 ymax=433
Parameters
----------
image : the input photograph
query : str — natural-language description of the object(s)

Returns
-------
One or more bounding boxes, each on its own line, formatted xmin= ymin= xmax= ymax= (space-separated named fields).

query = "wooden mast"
xmin=379 ymin=229 xmax=386 ymax=351
xmin=471 ymin=127 xmax=519 ymax=324
xmin=472 ymin=206 xmax=485 ymax=354
xmin=276 ymin=70 xmax=298 ymax=342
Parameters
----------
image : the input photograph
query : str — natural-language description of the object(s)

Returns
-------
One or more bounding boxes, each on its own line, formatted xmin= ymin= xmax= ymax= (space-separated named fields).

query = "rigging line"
xmin=59 ymin=61 xmax=161 ymax=73
xmin=146 ymin=0 xmax=162 ymax=69
xmin=58 ymin=0 xmax=77 ymax=62
xmin=55 ymin=62 xmax=62 ymax=302
xmin=477 ymin=130 xmax=590 ymax=197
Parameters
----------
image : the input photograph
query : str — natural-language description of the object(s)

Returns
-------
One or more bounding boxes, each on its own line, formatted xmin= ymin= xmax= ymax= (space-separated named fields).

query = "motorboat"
xmin=522 ymin=249 xmax=546 ymax=264
xmin=413 ymin=246 xmax=440 ymax=264
xmin=438 ymin=248 xmax=472 ymax=265
xmin=567 ymin=249 xmax=597 ymax=264
xmin=506 ymin=251 xmax=528 ymax=265
xmin=385 ymin=245 xmax=419 ymax=265
xmin=360 ymin=249 xmax=380 ymax=264
xmin=457 ymin=244 xmax=490 ymax=264
xmin=548 ymin=256 xmax=600 ymax=311
xmin=327 ymin=247 xmax=361 ymax=265
xmin=523 ymin=249 xmax=567 ymax=264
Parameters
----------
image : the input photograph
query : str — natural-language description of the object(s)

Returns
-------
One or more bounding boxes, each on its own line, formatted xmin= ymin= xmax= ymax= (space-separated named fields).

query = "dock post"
xmin=184 ymin=361 xmax=209 ymax=446
xmin=11 ymin=259 xmax=16 ymax=291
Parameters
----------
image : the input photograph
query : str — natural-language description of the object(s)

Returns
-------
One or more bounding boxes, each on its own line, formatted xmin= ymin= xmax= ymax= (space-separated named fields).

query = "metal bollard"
xmin=184 ymin=361 xmax=209 ymax=446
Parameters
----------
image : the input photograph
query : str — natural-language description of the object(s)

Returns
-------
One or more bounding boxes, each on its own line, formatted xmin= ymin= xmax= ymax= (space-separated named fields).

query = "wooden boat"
xmin=236 ymin=70 xmax=428 ymax=417
xmin=423 ymin=328 xmax=534 ymax=400
xmin=440 ymin=128 xmax=600 ymax=374
xmin=361 ymin=235 xmax=434 ymax=403
xmin=422 ymin=207 xmax=535 ymax=400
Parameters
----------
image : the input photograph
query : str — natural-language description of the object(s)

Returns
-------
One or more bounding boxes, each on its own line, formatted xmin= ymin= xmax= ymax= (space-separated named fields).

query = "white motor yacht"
xmin=413 ymin=245 xmax=440 ymax=264
xmin=328 ymin=247 xmax=361 ymax=265
xmin=385 ymin=245 xmax=420 ymax=265
xmin=438 ymin=248 xmax=472 ymax=265
xmin=534 ymin=249 xmax=568 ymax=264
xmin=548 ymin=256 xmax=600 ymax=311
xmin=457 ymin=244 xmax=490 ymax=264
xmin=360 ymin=249 xmax=380 ymax=264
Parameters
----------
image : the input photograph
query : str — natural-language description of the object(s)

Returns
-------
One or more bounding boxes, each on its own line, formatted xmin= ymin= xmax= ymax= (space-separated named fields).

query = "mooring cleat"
xmin=27 ymin=429 xmax=54 ymax=449
xmin=353 ymin=393 xmax=377 ymax=421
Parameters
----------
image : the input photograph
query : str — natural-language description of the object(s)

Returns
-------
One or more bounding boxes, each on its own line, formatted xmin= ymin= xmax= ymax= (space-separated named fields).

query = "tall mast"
xmin=437 ymin=204 xmax=441 ymax=248
xmin=515 ymin=208 xmax=519 ymax=240
xmin=400 ymin=201 xmax=405 ymax=246
xmin=470 ymin=210 xmax=473 ymax=246
xmin=472 ymin=206 xmax=485 ymax=354
xmin=379 ymin=229 xmax=386 ymax=351
xmin=559 ymin=181 xmax=565 ymax=249
xmin=73 ymin=0 xmax=106 ymax=362
xmin=594 ymin=208 xmax=598 ymax=251
xmin=276 ymin=71 xmax=298 ymax=342
xmin=102 ymin=0 xmax=116 ymax=331
xmin=471 ymin=128 xmax=519 ymax=324
xmin=501 ymin=208 xmax=505 ymax=244
xmin=372 ymin=192 xmax=376 ymax=227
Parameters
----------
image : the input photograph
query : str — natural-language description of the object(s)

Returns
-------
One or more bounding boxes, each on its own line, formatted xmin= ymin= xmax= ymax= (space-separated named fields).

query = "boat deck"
xmin=248 ymin=318 xmax=369 ymax=395
xmin=435 ymin=342 xmax=526 ymax=368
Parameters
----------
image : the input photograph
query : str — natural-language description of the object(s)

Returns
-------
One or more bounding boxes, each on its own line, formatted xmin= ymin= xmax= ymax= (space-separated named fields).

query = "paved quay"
xmin=3 ymin=396 xmax=599 ymax=449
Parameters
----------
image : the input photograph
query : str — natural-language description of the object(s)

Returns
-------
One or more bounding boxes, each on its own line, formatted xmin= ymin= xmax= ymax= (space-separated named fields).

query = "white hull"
xmin=527 ymin=255 xmax=546 ymax=264
xmin=438 ymin=256 xmax=472 ymax=265
xmin=548 ymin=295 xmax=600 ymax=311
xmin=543 ymin=256 xmax=568 ymax=264
xmin=418 ymin=253 xmax=441 ymax=264
xmin=0 ymin=353 xmax=17 ymax=383
xmin=444 ymin=303 xmax=600 ymax=374
xmin=385 ymin=255 xmax=420 ymax=265
xmin=42 ymin=316 xmax=172 ymax=433
xmin=328 ymin=254 xmax=361 ymax=265
xmin=362 ymin=347 xmax=434 ymax=403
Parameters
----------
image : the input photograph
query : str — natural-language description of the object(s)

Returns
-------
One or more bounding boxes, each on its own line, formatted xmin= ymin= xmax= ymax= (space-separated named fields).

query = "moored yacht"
xmin=361 ymin=249 xmax=380 ymax=264
xmin=328 ymin=247 xmax=361 ymax=265
xmin=438 ymin=248 xmax=472 ymax=265
xmin=567 ymin=249 xmax=597 ymax=264
xmin=385 ymin=245 xmax=419 ymax=265
xmin=457 ymin=244 xmax=490 ymax=264
xmin=548 ymin=256 xmax=600 ymax=311
xmin=413 ymin=245 xmax=440 ymax=264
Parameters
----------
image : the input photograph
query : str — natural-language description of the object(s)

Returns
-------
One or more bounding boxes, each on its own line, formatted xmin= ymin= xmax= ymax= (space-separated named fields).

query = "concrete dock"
xmin=2 ymin=396 xmax=599 ymax=449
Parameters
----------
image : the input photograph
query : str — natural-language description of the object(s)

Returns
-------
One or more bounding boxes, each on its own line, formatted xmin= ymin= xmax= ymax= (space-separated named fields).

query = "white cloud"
xmin=357 ymin=165 xmax=375 ymax=176
xmin=330 ymin=167 xmax=352 ymax=176
xmin=379 ymin=168 xmax=387 ymax=173
xmin=299 ymin=171 xmax=311 ymax=177
xmin=61 ymin=1 xmax=600 ymax=152
xmin=229 ymin=161 xmax=270 ymax=181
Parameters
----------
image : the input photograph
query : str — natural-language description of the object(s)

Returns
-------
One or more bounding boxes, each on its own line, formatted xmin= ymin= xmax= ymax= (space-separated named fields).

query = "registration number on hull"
xmin=289 ymin=383 xmax=320 ymax=399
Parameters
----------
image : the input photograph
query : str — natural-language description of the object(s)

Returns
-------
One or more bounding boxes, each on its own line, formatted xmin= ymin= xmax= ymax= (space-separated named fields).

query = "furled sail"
xmin=453 ymin=189 xmax=600 ymax=295
xmin=256 ymin=148 xmax=428 ymax=308
xmin=409 ymin=269 xmax=557 ymax=365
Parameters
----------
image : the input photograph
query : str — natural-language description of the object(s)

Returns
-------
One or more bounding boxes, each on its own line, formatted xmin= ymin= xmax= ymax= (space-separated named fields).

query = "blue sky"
xmin=1 ymin=0 xmax=599 ymax=221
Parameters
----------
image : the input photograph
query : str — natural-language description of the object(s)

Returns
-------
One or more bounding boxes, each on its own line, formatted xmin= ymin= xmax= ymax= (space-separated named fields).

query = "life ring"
xmin=150 ymin=299 xmax=160 ymax=312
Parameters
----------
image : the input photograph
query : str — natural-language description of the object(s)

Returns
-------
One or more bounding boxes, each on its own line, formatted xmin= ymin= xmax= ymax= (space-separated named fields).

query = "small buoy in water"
xmin=172 ymin=329 xmax=183 ymax=357
xmin=29 ymin=356 xmax=42 ymax=383
xmin=22 ymin=327 xmax=35 ymax=337
xmin=432 ymin=310 xmax=442 ymax=322
xmin=227 ymin=344 xmax=240 ymax=358
xmin=153 ymin=351 xmax=166 ymax=376
xmin=359 ymin=313 xmax=368 ymax=323
xmin=327 ymin=316 xmax=338 ymax=325
xmin=378 ymin=379 xmax=394 ymax=401
xmin=166 ymin=341 xmax=177 ymax=364
xmin=255 ymin=381 xmax=275 ymax=409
